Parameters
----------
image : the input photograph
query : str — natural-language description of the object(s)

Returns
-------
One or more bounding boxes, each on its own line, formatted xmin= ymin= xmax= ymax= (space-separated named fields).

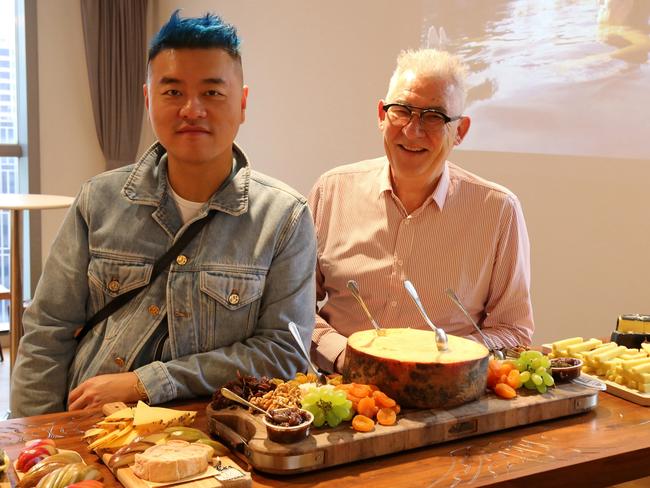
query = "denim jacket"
xmin=11 ymin=143 xmax=316 ymax=417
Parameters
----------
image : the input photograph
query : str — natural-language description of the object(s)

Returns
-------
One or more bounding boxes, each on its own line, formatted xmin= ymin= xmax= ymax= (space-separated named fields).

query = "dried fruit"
xmin=351 ymin=415 xmax=375 ymax=432
xmin=376 ymin=408 xmax=397 ymax=426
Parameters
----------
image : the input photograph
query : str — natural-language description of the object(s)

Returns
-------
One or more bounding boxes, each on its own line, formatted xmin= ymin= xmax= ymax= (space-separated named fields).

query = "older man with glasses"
xmin=309 ymin=49 xmax=534 ymax=374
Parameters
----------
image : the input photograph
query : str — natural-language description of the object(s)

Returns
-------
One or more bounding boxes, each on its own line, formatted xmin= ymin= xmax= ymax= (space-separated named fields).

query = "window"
xmin=0 ymin=0 xmax=27 ymax=331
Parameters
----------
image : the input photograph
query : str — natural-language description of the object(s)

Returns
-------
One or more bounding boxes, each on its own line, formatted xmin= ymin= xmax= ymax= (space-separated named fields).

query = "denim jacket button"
xmin=108 ymin=279 xmax=120 ymax=292
xmin=176 ymin=255 xmax=188 ymax=266
xmin=114 ymin=356 xmax=125 ymax=367
xmin=228 ymin=291 xmax=240 ymax=305
xmin=148 ymin=305 xmax=160 ymax=316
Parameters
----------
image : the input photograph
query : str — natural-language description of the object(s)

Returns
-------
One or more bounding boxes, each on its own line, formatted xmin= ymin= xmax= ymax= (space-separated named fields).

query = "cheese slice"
xmin=133 ymin=401 xmax=197 ymax=435
xmin=88 ymin=424 xmax=134 ymax=450
xmin=104 ymin=406 xmax=134 ymax=422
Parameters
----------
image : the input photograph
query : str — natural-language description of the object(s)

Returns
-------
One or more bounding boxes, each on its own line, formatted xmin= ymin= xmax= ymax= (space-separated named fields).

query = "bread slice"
xmin=132 ymin=440 xmax=213 ymax=482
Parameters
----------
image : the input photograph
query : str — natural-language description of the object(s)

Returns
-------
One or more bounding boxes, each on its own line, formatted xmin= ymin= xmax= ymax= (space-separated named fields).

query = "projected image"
xmin=422 ymin=0 xmax=650 ymax=159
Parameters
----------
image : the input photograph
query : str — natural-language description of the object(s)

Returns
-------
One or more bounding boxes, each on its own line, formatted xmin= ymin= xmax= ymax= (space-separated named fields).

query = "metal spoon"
xmin=403 ymin=280 xmax=448 ymax=351
xmin=288 ymin=321 xmax=328 ymax=385
xmin=220 ymin=387 xmax=273 ymax=419
xmin=444 ymin=288 xmax=504 ymax=360
xmin=347 ymin=280 xmax=386 ymax=336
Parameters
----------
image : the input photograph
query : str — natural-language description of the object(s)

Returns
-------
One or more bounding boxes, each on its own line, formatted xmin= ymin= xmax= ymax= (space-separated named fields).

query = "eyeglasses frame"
xmin=382 ymin=102 xmax=463 ymax=130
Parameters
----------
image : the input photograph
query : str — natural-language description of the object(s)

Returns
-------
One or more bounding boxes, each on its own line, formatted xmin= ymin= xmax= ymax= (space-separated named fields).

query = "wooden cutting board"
xmin=98 ymin=403 xmax=251 ymax=488
xmin=207 ymin=382 xmax=599 ymax=474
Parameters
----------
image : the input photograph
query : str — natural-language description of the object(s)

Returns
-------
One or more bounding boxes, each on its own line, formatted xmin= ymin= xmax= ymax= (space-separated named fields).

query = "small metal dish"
xmin=262 ymin=408 xmax=314 ymax=444
xmin=550 ymin=357 xmax=583 ymax=382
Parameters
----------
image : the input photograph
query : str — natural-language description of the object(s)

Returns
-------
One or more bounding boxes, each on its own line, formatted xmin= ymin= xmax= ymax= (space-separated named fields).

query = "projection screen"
xmin=422 ymin=0 xmax=650 ymax=160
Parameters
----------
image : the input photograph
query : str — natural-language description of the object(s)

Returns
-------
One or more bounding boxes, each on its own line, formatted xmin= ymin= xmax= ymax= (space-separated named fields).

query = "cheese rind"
xmin=132 ymin=441 xmax=213 ymax=482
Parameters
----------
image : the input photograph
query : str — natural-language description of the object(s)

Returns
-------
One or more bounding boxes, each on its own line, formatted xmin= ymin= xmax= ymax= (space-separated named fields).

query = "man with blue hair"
xmin=11 ymin=11 xmax=316 ymax=416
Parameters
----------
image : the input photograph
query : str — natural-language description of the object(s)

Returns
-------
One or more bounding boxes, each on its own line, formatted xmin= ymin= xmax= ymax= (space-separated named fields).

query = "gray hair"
xmin=386 ymin=49 xmax=468 ymax=109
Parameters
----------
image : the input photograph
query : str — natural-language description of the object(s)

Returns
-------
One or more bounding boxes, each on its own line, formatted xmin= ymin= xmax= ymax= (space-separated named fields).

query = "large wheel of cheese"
xmin=342 ymin=328 xmax=489 ymax=409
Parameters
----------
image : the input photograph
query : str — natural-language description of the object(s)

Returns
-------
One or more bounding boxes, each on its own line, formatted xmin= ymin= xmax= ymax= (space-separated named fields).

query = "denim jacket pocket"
xmin=199 ymin=270 xmax=266 ymax=349
xmin=87 ymin=255 xmax=153 ymax=339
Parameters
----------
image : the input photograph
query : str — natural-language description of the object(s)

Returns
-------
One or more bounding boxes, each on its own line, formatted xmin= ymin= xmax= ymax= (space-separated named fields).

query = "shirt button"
xmin=176 ymin=255 xmax=188 ymax=265
xmin=391 ymin=301 xmax=397 ymax=307
xmin=108 ymin=280 xmax=120 ymax=292
xmin=228 ymin=291 xmax=240 ymax=305
xmin=148 ymin=305 xmax=160 ymax=316
xmin=114 ymin=356 xmax=125 ymax=367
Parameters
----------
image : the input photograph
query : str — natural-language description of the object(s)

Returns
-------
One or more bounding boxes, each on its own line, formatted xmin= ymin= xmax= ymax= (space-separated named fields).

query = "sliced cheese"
xmin=104 ymin=406 xmax=134 ymax=422
xmin=88 ymin=424 xmax=134 ymax=450
xmin=551 ymin=337 xmax=583 ymax=355
xmin=133 ymin=402 xmax=197 ymax=435
xmin=567 ymin=338 xmax=602 ymax=355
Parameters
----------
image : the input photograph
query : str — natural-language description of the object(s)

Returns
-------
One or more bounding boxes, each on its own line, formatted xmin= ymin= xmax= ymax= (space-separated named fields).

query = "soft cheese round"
xmin=132 ymin=441 xmax=213 ymax=482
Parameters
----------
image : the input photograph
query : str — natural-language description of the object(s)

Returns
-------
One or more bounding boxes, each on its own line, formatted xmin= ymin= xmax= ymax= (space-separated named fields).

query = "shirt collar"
xmin=377 ymin=158 xmax=451 ymax=210
xmin=122 ymin=141 xmax=250 ymax=217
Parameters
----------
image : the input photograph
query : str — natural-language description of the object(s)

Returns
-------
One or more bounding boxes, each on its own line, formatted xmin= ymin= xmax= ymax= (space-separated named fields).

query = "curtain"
xmin=80 ymin=0 xmax=148 ymax=170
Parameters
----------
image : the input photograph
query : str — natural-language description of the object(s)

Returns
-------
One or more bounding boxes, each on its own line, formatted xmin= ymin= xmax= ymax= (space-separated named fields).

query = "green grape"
xmin=535 ymin=366 xmax=547 ymax=376
xmin=332 ymin=404 xmax=350 ymax=419
xmin=527 ymin=350 xmax=543 ymax=359
xmin=342 ymin=405 xmax=355 ymax=421
xmin=325 ymin=410 xmax=342 ymax=428
xmin=536 ymin=383 xmax=547 ymax=394
xmin=540 ymin=356 xmax=551 ymax=369
xmin=302 ymin=392 xmax=320 ymax=405
xmin=519 ymin=371 xmax=531 ymax=383
xmin=542 ymin=373 xmax=555 ymax=386
xmin=300 ymin=385 xmax=354 ymax=428
xmin=531 ymin=373 xmax=543 ymax=386
xmin=531 ymin=358 xmax=542 ymax=370
xmin=311 ymin=408 xmax=326 ymax=427
xmin=330 ymin=392 xmax=347 ymax=406
xmin=524 ymin=379 xmax=537 ymax=389
xmin=516 ymin=360 xmax=526 ymax=372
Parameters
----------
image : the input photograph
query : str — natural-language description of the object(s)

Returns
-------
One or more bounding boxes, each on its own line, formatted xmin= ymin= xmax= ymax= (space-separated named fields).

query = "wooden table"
xmin=1 ymin=392 xmax=649 ymax=488
xmin=0 ymin=194 xmax=75 ymax=373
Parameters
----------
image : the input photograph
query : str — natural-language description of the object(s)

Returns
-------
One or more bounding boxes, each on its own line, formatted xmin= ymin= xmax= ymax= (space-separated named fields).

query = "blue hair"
xmin=148 ymin=10 xmax=241 ymax=63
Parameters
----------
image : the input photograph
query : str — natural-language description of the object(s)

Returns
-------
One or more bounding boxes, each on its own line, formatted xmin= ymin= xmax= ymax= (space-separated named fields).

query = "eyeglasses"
xmin=382 ymin=103 xmax=462 ymax=132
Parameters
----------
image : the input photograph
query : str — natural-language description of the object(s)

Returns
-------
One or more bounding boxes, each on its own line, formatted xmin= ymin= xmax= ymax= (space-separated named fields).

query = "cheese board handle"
xmin=102 ymin=402 xmax=129 ymax=416
xmin=207 ymin=416 xmax=249 ymax=455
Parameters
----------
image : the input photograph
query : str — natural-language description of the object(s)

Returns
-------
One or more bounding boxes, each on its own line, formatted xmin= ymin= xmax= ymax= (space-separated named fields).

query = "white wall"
xmin=35 ymin=0 xmax=650 ymax=345
xmin=37 ymin=0 xmax=105 ymax=256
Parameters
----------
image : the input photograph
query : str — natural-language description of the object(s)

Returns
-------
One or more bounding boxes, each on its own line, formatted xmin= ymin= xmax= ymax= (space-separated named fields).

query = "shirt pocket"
xmin=87 ymin=255 xmax=153 ymax=340
xmin=199 ymin=269 xmax=266 ymax=350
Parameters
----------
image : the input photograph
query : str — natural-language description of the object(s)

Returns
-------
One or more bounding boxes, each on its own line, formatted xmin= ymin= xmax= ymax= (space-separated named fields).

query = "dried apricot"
xmin=499 ymin=362 xmax=514 ymax=376
xmin=350 ymin=384 xmax=373 ymax=398
xmin=372 ymin=390 xmax=396 ymax=408
xmin=489 ymin=359 xmax=502 ymax=373
xmin=494 ymin=382 xmax=517 ymax=399
xmin=351 ymin=414 xmax=375 ymax=432
xmin=357 ymin=396 xmax=378 ymax=418
xmin=376 ymin=408 xmax=397 ymax=426
xmin=506 ymin=369 xmax=522 ymax=389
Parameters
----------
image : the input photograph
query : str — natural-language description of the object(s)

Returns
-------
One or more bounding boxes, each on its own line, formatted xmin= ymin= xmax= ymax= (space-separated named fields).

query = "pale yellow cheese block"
xmin=347 ymin=328 xmax=489 ymax=363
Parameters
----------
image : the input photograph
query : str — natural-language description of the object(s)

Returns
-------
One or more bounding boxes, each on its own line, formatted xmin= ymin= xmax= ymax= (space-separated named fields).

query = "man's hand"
xmin=67 ymin=372 xmax=141 ymax=410
xmin=335 ymin=350 xmax=346 ymax=374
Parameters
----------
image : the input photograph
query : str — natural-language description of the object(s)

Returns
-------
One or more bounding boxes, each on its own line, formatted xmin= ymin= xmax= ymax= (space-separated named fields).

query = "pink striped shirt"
xmin=308 ymin=157 xmax=534 ymax=372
